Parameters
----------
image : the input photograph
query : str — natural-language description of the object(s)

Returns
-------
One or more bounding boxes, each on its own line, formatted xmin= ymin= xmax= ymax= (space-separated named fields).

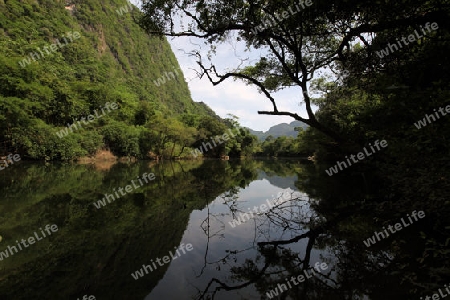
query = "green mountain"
xmin=248 ymin=121 xmax=308 ymax=141
xmin=0 ymin=0 xmax=226 ymax=160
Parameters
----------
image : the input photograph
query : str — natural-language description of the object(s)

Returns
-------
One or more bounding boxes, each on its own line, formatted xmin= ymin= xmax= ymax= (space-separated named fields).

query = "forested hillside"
xmin=0 ymin=0 xmax=254 ymax=160
xmin=248 ymin=121 xmax=308 ymax=141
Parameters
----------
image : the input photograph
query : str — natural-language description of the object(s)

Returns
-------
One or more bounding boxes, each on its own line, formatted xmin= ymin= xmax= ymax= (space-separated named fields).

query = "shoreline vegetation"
xmin=1 ymin=153 xmax=315 ymax=163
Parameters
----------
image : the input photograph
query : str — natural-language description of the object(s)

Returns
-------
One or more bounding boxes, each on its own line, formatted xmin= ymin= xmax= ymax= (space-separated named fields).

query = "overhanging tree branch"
xmin=138 ymin=0 xmax=447 ymax=143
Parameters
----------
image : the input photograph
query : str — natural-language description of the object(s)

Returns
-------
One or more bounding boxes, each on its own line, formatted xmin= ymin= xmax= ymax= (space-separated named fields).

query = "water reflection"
xmin=0 ymin=159 xmax=441 ymax=299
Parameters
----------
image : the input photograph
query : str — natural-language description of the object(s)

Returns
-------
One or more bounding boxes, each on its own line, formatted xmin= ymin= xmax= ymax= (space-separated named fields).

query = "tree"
xmin=192 ymin=116 xmax=228 ymax=157
xmin=167 ymin=120 xmax=197 ymax=157
xmin=138 ymin=0 xmax=448 ymax=144
xmin=142 ymin=115 xmax=177 ymax=159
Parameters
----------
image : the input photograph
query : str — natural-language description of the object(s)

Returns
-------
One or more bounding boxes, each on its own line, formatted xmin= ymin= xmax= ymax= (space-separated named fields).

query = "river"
xmin=0 ymin=159 xmax=429 ymax=299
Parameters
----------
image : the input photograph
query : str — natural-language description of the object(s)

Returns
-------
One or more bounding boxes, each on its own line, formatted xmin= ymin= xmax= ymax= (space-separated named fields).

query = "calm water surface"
xmin=0 ymin=160 xmax=424 ymax=299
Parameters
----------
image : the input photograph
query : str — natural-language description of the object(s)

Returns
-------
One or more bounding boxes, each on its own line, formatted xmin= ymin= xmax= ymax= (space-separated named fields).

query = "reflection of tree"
xmin=0 ymin=159 xmax=259 ymax=299
xmin=195 ymin=231 xmax=335 ymax=299
xmin=192 ymin=158 xmax=446 ymax=299
xmin=260 ymin=190 xmax=319 ymax=234
xmin=193 ymin=165 xmax=258 ymax=280
xmin=3 ymin=159 xmax=440 ymax=299
xmin=194 ymin=192 xmax=338 ymax=299
xmin=258 ymin=159 xmax=303 ymax=178
xmin=218 ymin=187 xmax=241 ymax=221
xmin=193 ymin=182 xmax=411 ymax=299
xmin=196 ymin=194 xmax=225 ymax=278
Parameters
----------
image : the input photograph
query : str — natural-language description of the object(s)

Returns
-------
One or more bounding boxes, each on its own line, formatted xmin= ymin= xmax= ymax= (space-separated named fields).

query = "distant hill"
xmin=247 ymin=121 xmax=309 ymax=141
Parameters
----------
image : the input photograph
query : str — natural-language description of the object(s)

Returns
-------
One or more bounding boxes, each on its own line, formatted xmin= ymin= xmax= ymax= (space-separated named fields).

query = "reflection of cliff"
xmin=257 ymin=170 xmax=298 ymax=190
xmin=256 ymin=159 xmax=304 ymax=191
xmin=0 ymin=160 xmax=258 ymax=299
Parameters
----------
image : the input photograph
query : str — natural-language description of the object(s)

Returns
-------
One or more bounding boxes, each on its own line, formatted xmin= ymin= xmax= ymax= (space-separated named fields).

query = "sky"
xmin=130 ymin=1 xmax=316 ymax=132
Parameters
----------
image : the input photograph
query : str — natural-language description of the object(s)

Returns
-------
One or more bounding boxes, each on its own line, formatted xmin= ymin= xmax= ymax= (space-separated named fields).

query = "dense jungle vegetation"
xmin=0 ymin=0 xmax=257 ymax=160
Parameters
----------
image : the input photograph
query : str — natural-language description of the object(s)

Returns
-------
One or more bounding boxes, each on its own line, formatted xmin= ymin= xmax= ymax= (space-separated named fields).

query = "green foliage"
xmin=101 ymin=121 xmax=140 ymax=157
xmin=295 ymin=5 xmax=450 ymax=290
xmin=257 ymin=136 xmax=298 ymax=157
xmin=10 ymin=119 xmax=87 ymax=160
xmin=0 ymin=0 xmax=222 ymax=160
